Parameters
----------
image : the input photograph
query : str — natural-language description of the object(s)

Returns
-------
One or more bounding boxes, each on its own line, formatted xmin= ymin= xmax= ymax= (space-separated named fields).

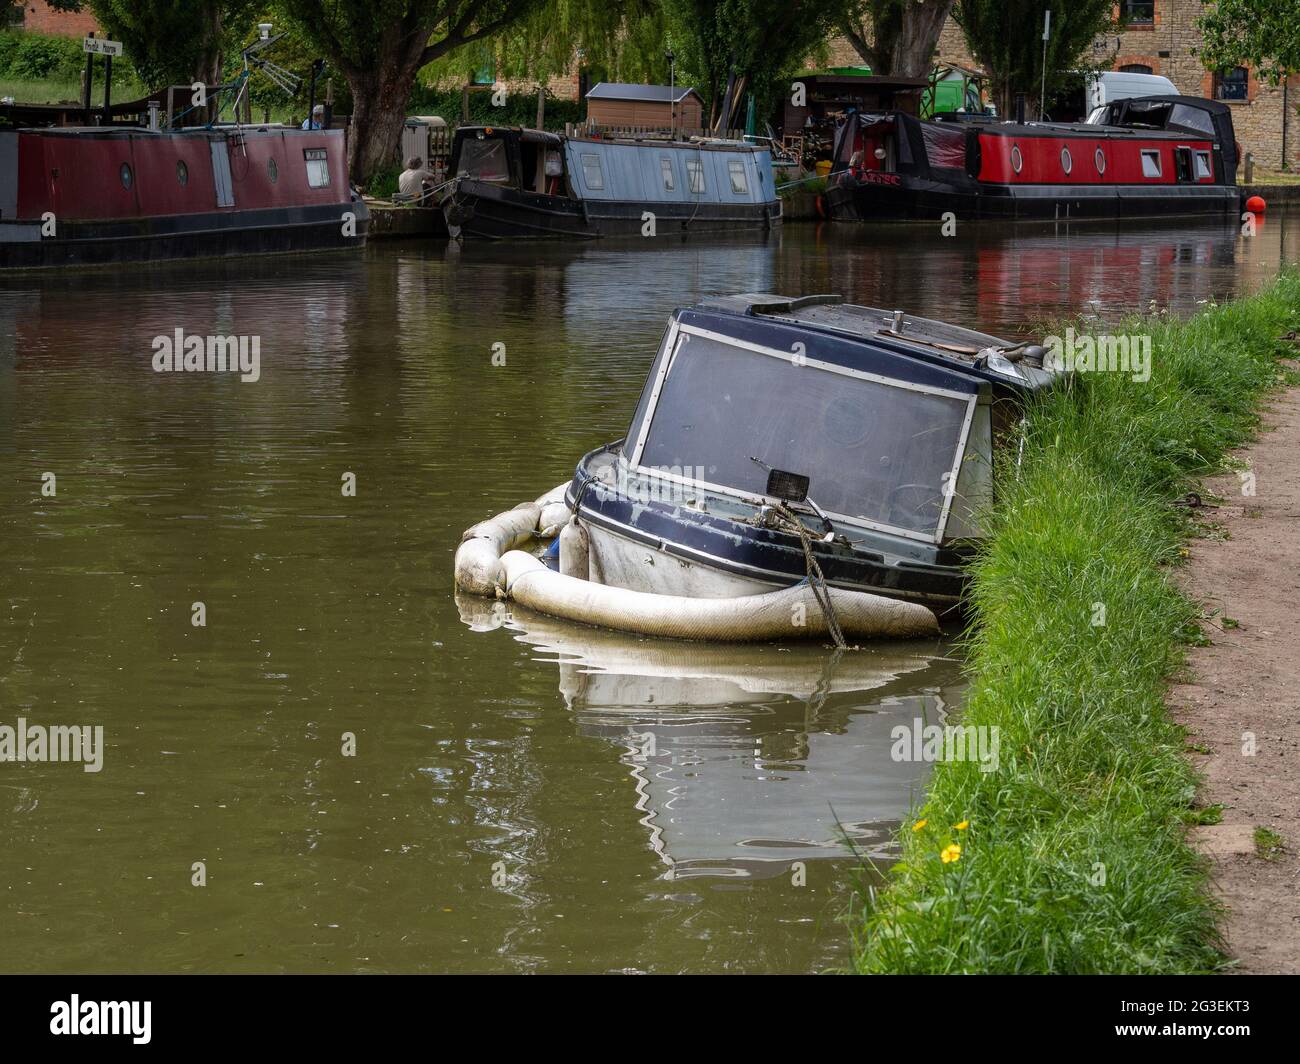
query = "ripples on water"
xmin=0 ymin=217 xmax=1296 ymax=972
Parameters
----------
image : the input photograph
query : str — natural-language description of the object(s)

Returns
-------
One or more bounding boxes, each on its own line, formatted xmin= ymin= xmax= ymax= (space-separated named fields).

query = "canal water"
xmin=2 ymin=214 xmax=1296 ymax=973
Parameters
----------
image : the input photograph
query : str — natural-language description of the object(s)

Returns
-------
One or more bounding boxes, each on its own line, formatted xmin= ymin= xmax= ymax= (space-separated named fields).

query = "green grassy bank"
xmin=852 ymin=273 xmax=1300 ymax=974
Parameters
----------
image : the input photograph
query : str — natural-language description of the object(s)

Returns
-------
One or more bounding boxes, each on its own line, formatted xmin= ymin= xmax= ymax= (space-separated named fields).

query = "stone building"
xmin=827 ymin=1 xmax=1298 ymax=172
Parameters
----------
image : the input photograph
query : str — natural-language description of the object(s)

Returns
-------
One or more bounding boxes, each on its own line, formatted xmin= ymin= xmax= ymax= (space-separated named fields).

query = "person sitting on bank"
xmin=398 ymin=156 xmax=437 ymax=203
xmin=301 ymin=105 xmax=325 ymax=130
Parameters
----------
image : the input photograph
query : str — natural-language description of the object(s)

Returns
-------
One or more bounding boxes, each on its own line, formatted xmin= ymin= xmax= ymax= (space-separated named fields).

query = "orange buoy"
xmin=1246 ymin=194 xmax=1267 ymax=213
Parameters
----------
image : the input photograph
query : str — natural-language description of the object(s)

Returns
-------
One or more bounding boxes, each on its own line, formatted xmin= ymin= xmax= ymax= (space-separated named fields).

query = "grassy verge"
xmin=852 ymin=273 xmax=1300 ymax=974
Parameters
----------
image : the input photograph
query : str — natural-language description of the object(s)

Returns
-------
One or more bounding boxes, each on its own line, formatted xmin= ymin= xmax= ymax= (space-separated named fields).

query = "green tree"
xmin=953 ymin=0 xmax=1116 ymax=118
xmin=1198 ymin=0 xmax=1300 ymax=84
xmin=838 ymin=0 xmax=955 ymax=78
xmin=663 ymin=0 xmax=853 ymax=130
xmin=53 ymin=1 xmax=256 ymax=88
xmin=272 ymin=0 xmax=541 ymax=182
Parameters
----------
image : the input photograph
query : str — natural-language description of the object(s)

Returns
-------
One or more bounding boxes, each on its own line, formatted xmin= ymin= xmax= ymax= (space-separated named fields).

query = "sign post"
xmin=82 ymin=36 xmax=123 ymax=124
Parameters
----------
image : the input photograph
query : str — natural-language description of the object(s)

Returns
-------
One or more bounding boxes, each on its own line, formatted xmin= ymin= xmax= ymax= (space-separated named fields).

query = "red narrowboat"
xmin=826 ymin=95 xmax=1241 ymax=222
xmin=0 ymin=124 xmax=368 ymax=269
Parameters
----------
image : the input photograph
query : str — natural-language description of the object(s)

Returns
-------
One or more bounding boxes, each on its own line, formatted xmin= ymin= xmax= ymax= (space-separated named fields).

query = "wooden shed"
xmin=585 ymin=82 xmax=705 ymax=130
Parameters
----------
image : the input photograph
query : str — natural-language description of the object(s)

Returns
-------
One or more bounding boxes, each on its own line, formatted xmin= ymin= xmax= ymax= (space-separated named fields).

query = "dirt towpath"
xmin=1169 ymin=379 xmax=1300 ymax=974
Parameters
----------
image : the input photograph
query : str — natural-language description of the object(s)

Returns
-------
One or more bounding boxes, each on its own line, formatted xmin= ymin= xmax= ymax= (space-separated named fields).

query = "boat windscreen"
xmin=637 ymin=333 xmax=972 ymax=537
xmin=457 ymin=137 xmax=510 ymax=182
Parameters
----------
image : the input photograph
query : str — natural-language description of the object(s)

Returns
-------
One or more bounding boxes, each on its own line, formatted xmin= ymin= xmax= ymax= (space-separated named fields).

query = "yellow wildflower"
xmin=954 ymin=820 xmax=969 ymax=831
xmin=912 ymin=819 xmax=928 ymax=832
xmin=941 ymin=844 xmax=962 ymax=864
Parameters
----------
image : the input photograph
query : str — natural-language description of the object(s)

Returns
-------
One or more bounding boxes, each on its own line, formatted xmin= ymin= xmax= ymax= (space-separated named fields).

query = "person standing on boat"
xmin=301 ymin=105 xmax=325 ymax=130
xmin=398 ymin=157 xmax=438 ymax=203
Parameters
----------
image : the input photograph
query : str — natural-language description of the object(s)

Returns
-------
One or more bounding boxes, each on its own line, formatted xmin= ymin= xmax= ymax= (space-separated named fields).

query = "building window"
xmin=1119 ymin=63 xmax=1154 ymax=75
xmin=580 ymin=153 xmax=604 ymax=190
xmin=687 ymin=158 xmax=706 ymax=193
xmin=268 ymin=157 xmax=279 ymax=184
xmin=660 ymin=157 xmax=675 ymax=191
xmin=1121 ymin=1 xmax=1155 ymax=25
xmin=176 ymin=160 xmax=188 ymax=185
xmin=727 ymin=159 xmax=748 ymax=194
xmin=1095 ymin=148 xmax=1107 ymax=174
xmin=1213 ymin=67 xmax=1249 ymax=102
xmin=1010 ymin=144 xmax=1023 ymax=173
xmin=1194 ymin=150 xmax=1212 ymax=179
xmin=120 ymin=163 xmax=133 ymax=189
xmin=1141 ymin=149 xmax=1162 ymax=178
xmin=304 ymin=148 xmax=330 ymax=188
xmin=1060 ymin=147 xmax=1073 ymax=175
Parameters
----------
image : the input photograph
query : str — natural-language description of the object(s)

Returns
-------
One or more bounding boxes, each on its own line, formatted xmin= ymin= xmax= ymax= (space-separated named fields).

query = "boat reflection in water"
xmin=458 ymin=594 xmax=965 ymax=881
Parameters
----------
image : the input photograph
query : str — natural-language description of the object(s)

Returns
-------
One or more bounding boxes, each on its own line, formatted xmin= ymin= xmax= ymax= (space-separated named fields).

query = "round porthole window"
xmin=176 ymin=160 xmax=188 ymax=185
xmin=120 ymin=163 xmax=133 ymax=189
xmin=1061 ymin=147 xmax=1073 ymax=174
xmin=1095 ymin=148 xmax=1106 ymax=174
xmin=267 ymin=157 xmax=278 ymax=184
xmin=1010 ymin=144 xmax=1023 ymax=174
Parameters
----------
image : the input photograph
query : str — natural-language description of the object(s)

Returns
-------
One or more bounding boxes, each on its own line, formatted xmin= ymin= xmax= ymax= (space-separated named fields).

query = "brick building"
xmin=11 ymin=1 xmax=101 ymax=38
xmin=827 ymin=1 xmax=1298 ymax=172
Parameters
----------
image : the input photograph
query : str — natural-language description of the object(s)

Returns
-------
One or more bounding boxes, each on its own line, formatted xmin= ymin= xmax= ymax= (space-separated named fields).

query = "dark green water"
xmin=1 ymin=216 xmax=1296 ymax=973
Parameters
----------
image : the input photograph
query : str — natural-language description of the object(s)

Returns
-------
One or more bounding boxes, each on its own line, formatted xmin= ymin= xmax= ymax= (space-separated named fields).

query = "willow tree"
xmin=273 ymin=0 xmax=542 ymax=181
xmin=838 ymin=0 xmax=955 ymax=77
xmin=952 ymin=0 xmax=1116 ymax=118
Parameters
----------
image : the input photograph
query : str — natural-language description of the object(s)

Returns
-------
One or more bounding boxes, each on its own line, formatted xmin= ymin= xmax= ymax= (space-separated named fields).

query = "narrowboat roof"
xmin=689 ymin=293 xmax=1060 ymax=391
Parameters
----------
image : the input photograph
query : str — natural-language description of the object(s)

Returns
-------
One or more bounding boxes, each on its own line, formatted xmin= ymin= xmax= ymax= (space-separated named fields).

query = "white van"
xmin=1086 ymin=71 xmax=1179 ymax=121
xmin=1049 ymin=70 xmax=1179 ymax=123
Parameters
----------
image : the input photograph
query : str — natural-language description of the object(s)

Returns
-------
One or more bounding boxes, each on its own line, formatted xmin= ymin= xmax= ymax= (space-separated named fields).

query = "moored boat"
xmin=1 ymin=124 xmax=368 ymax=269
xmin=826 ymin=95 xmax=1240 ymax=222
xmin=441 ymin=125 xmax=781 ymax=240
xmin=455 ymin=293 xmax=1066 ymax=641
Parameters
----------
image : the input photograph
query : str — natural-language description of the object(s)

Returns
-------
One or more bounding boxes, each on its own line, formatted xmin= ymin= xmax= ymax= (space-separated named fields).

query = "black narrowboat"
xmin=441 ymin=126 xmax=782 ymax=240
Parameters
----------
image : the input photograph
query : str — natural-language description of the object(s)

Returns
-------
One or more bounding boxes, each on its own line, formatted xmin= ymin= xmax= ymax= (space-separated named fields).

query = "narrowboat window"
xmin=267 ymin=157 xmax=278 ymax=184
xmin=581 ymin=153 xmax=604 ymax=190
xmin=1060 ymin=147 xmax=1072 ymax=174
xmin=176 ymin=160 xmax=188 ymax=185
xmin=660 ymin=157 xmax=675 ymax=191
xmin=727 ymin=159 xmax=748 ymax=194
xmin=457 ymin=138 xmax=509 ymax=183
xmin=1094 ymin=147 xmax=1106 ymax=174
xmin=637 ymin=333 xmax=971 ymax=538
xmin=304 ymin=148 xmax=330 ymax=188
xmin=687 ymin=159 xmax=706 ymax=193
xmin=120 ymin=163 xmax=133 ymax=190
xmin=1010 ymin=144 xmax=1023 ymax=173
xmin=1194 ymin=150 xmax=1212 ymax=179
xmin=1140 ymin=149 xmax=1162 ymax=178
xmin=1168 ymin=103 xmax=1215 ymax=135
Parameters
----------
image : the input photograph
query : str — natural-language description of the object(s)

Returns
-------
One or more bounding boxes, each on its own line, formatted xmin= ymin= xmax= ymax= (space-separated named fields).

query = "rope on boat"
xmin=774 ymin=502 xmax=847 ymax=649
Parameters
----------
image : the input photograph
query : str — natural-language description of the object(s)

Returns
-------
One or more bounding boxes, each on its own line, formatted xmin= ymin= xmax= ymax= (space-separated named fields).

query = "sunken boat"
xmin=455 ymin=294 xmax=1065 ymax=642
xmin=0 ymin=123 xmax=367 ymax=270
xmin=441 ymin=126 xmax=782 ymax=240
xmin=825 ymin=95 xmax=1241 ymax=222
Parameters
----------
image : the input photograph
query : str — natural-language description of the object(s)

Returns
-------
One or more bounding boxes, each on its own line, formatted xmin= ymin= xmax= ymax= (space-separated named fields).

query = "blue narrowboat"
xmin=441 ymin=126 xmax=782 ymax=240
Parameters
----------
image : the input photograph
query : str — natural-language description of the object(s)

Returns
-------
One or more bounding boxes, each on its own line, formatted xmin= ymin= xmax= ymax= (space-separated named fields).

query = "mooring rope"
xmin=774 ymin=502 xmax=847 ymax=649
